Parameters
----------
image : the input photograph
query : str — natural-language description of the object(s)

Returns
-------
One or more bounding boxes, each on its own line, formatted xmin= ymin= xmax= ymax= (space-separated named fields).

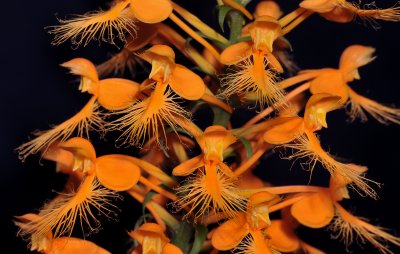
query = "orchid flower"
xmin=109 ymin=45 xmax=206 ymax=147
xmin=262 ymin=94 xmax=378 ymax=198
xmin=173 ymin=126 xmax=247 ymax=219
xmin=17 ymin=58 xmax=139 ymax=160
xmin=281 ymin=44 xmax=400 ymax=124
xmin=15 ymin=213 xmax=110 ymax=254
xmin=211 ymin=191 xmax=280 ymax=253
xmin=299 ymin=0 xmax=400 ymax=24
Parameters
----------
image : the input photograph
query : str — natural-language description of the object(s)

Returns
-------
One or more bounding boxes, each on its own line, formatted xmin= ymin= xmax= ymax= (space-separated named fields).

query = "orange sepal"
xmin=339 ymin=45 xmax=375 ymax=80
xmin=309 ymin=69 xmax=348 ymax=101
xmin=220 ymin=41 xmax=252 ymax=65
xmin=254 ymin=1 xmax=283 ymax=19
xmin=320 ymin=8 xmax=354 ymax=23
xmin=129 ymin=223 xmax=169 ymax=245
xmin=162 ymin=243 xmax=183 ymax=254
xmin=265 ymin=220 xmax=300 ymax=252
xmin=95 ymin=154 xmax=141 ymax=191
xmin=139 ymin=45 xmax=176 ymax=63
xmin=98 ymin=78 xmax=139 ymax=110
xmin=169 ymin=64 xmax=206 ymax=100
xmin=47 ymin=237 xmax=110 ymax=254
xmin=263 ymin=117 xmax=305 ymax=144
xmin=290 ymin=192 xmax=334 ymax=228
xmin=60 ymin=137 xmax=96 ymax=162
xmin=211 ymin=213 xmax=249 ymax=250
xmin=172 ymin=155 xmax=204 ymax=176
xmin=60 ymin=58 xmax=99 ymax=82
xmin=299 ymin=0 xmax=337 ymax=13
xmin=130 ymin=0 xmax=172 ymax=23
xmin=42 ymin=144 xmax=75 ymax=174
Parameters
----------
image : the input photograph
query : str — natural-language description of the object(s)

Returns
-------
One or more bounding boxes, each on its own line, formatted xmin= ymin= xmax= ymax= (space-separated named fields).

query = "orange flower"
xmin=173 ymin=126 xmax=247 ymax=219
xmin=48 ymin=0 xmax=222 ymax=60
xmin=219 ymin=15 xmax=284 ymax=107
xmin=110 ymin=45 xmax=205 ymax=147
xmin=283 ymin=45 xmax=400 ymax=124
xmin=17 ymin=137 xmax=177 ymax=244
xmin=15 ymin=213 xmax=110 ymax=254
xmin=17 ymin=58 xmax=139 ymax=160
xmin=263 ymin=94 xmax=377 ymax=198
xmin=299 ymin=0 xmax=400 ymax=24
xmin=286 ymin=172 xmax=400 ymax=253
xmin=129 ymin=223 xmax=182 ymax=254
xmin=211 ymin=191 xmax=279 ymax=253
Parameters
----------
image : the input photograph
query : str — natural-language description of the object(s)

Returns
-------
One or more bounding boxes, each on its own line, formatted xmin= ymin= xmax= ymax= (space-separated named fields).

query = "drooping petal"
xmin=130 ymin=0 xmax=173 ymax=23
xmin=211 ymin=213 xmax=250 ymax=250
xmin=220 ymin=41 xmax=252 ymax=65
xmin=291 ymin=192 xmax=334 ymax=228
xmin=95 ymin=154 xmax=141 ymax=191
xmin=169 ymin=64 xmax=206 ymax=100
xmin=98 ymin=78 xmax=139 ymax=110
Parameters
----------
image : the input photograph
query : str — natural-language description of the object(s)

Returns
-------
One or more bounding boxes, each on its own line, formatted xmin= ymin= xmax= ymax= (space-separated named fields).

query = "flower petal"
xmin=130 ymin=0 xmax=172 ymax=23
xmin=61 ymin=137 xmax=96 ymax=162
xmin=265 ymin=220 xmax=300 ymax=252
xmin=263 ymin=117 xmax=305 ymax=144
xmin=290 ymin=192 xmax=334 ymax=228
xmin=339 ymin=45 xmax=375 ymax=80
xmin=162 ymin=243 xmax=183 ymax=254
xmin=220 ymin=41 xmax=252 ymax=65
xmin=172 ymin=155 xmax=204 ymax=176
xmin=309 ymin=69 xmax=348 ymax=101
xmin=211 ymin=213 xmax=249 ymax=250
xmin=98 ymin=78 xmax=139 ymax=110
xmin=61 ymin=58 xmax=99 ymax=82
xmin=49 ymin=237 xmax=110 ymax=254
xmin=95 ymin=154 xmax=141 ymax=191
xmin=299 ymin=0 xmax=337 ymax=13
xmin=169 ymin=64 xmax=206 ymax=100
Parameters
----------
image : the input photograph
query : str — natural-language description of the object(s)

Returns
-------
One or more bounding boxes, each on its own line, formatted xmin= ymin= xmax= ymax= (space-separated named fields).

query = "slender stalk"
xmin=243 ymin=82 xmax=310 ymax=127
xmin=279 ymin=72 xmax=319 ymax=89
xmin=171 ymin=2 xmax=229 ymax=44
xmin=282 ymin=10 xmax=314 ymax=35
xmin=128 ymin=189 xmax=167 ymax=230
xmin=169 ymin=13 xmax=221 ymax=60
xmin=233 ymin=143 xmax=269 ymax=176
xmin=222 ymin=0 xmax=253 ymax=20
xmin=202 ymin=94 xmax=233 ymax=113
xmin=279 ymin=8 xmax=307 ymax=27
xmin=138 ymin=176 xmax=178 ymax=201
xmin=269 ymin=194 xmax=310 ymax=213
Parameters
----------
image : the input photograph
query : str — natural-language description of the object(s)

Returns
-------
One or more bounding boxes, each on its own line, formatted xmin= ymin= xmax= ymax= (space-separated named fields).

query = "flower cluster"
xmin=15 ymin=0 xmax=400 ymax=253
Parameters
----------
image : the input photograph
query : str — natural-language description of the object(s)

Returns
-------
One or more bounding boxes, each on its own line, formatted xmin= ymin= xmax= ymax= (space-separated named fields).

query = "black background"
xmin=1 ymin=0 xmax=400 ymax=253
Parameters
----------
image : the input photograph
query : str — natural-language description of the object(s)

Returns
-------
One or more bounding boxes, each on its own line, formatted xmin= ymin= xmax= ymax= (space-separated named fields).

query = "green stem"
xmin=229 ymin=11 xmax=244 ymax=42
